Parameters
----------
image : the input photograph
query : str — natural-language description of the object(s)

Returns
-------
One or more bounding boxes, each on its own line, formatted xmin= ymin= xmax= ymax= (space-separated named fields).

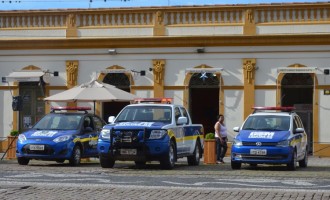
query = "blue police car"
xmin=16 ymin=107 xmax=106 ymax=166
xmin=231 ymin=107 xmax=308 ymax=170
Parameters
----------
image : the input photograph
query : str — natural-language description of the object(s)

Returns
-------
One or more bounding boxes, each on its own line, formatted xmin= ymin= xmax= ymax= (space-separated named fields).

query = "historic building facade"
xmin=1 ymin=2 xmax=330 ymax=156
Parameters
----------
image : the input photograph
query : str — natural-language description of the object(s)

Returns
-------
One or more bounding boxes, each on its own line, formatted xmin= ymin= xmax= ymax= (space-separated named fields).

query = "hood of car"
xmin=237 ymin=130 xmax=290 ymax=142
xmin=23 ymin=129 xmax=77 ymax=139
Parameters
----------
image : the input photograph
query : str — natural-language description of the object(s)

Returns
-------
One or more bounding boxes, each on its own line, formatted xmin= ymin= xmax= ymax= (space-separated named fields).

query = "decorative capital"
xmin=152 ymin=60 xmax=165 ymax=84
xmin=243 ymin=59 xmax=256 ymax=84
xmin=66 ymin=60 xmax=79 ymax=87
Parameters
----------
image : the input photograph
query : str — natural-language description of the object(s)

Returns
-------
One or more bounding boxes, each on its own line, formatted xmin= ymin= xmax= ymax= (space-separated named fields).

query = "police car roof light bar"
xmin=252 ymin=106 xmax=295 ymax=113
xmin=51 ymin=106 xmax=92 ymax=113
xmin=134 ymin=98 xmax=173 ymax=104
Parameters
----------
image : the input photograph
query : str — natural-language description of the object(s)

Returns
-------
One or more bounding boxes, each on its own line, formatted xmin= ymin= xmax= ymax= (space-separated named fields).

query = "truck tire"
xmin=100 ymin=156 xmax=115 ymax=168
xmin=17 ymin=157 xmax=30 ymax=165
xmin=160 ymin=140 xmax=175 ymax=170
xmin=187 ymin=140 xmax=201 ymax=166
xmin=69 ymin=146 xmax=81 ymax=166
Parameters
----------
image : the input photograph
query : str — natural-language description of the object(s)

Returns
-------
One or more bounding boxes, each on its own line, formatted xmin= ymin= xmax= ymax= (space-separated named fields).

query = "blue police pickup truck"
xmin=97 ymin=98 xmax=204 ymax=169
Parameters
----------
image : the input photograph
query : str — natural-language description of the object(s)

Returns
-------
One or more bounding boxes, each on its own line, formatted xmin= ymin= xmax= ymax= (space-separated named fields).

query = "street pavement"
xmin=1 ymin=155 xmax=330 ymax=200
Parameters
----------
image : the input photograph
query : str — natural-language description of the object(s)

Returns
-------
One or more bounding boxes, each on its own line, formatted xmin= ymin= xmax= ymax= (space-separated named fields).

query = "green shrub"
xmin=10 ymin=130 xmax=19 ymax=136
xmin=205 ymin=132 xmax=215 ymax=140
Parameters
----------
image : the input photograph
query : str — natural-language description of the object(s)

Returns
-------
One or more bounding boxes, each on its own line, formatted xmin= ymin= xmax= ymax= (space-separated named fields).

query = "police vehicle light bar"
xmin=134 ymin=98 xmax=173 ymax=104
xmin=252 ymin=106 xmax=295 ymax=113
xmin=51 ymin=106 xmax=91 ymax=112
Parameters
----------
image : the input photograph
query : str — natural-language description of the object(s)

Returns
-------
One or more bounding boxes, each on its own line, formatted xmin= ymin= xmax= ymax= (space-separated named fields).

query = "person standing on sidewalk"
xmin=214 ymin=114 xmax=228 ymax=164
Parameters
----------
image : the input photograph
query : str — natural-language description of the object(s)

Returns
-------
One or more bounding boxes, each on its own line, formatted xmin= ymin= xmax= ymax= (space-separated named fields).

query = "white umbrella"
xmin=44 ymin=79 xmax=138 ymax=111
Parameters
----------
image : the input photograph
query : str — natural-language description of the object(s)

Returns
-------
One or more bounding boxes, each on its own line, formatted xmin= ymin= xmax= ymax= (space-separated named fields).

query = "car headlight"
xmin=149 ymin=130 xmax=167 ymax=139
xmin=100 ymin=129 xmax=111 ymax=140
xmin=232 ymin=138 xmax=242 ymax=146
xmin=53 ymin=135 xmax=71 ymax=143
xmin=18 ymin=134 xmax=26 ymax=142
xmin=277 ymin=140 xmax=290 ymax=147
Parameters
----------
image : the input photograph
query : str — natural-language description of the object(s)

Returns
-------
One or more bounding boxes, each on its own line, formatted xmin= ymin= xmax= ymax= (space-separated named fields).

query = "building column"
xmin=243 ymin=58 xmax=256 ymax=119
xmin=151 ymin=60 xmax=165 ymax=98
xmin=153 ymin=11 xmax=165 ymax=36
xmin=243 ymin=9 xmax=256 ymax=35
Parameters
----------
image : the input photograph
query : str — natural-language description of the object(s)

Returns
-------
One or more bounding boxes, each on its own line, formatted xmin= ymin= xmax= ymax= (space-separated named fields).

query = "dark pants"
xmin=216 ymin=137 xmax=228 ymax=161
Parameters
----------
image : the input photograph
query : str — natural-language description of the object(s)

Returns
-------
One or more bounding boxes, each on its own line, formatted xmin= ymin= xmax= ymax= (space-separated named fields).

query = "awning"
xmin=4 ymin=70 xmax=45 ymax=82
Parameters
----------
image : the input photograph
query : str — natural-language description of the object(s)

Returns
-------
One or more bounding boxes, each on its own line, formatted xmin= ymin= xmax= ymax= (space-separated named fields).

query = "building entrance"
xmin=189 ymin=73 xmax=220 ymax=134
xmin=19 ymin=82 xmax=45 ymax=132
xmin=102 ymin=73 xmax=131 ymax=122
xmin=281 ymin=73 xmax=313 ymax=154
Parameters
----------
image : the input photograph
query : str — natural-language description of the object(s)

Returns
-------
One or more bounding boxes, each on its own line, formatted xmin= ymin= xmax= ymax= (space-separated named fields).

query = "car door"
xmin=292 ymin=116 xmax=302 ymax=158
xmin=294 ymin=115 xmax=307 ymax=158
xmin=80 ymin=115 xmax=99 ymax=157
xmin=172 ymin=107 xmax=185 ymax=154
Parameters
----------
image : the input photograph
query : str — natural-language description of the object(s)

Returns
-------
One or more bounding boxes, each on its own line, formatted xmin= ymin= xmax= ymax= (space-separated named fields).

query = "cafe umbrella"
xmin=44 ymin=79 xmax=138 ymax=112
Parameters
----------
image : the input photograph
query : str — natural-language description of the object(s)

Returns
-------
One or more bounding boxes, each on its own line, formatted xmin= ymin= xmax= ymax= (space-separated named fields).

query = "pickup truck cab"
xmin=97 ymin=98 xmax=204 ymax=169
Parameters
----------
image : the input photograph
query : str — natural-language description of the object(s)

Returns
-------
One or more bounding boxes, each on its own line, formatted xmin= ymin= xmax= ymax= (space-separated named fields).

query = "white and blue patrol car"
xmin=16 ymin=107 xmax=106 ymax=166
xmin=231 ymin=107 xmax=308 ymax=170
xmin=97 ymin=98 xmax=204 ymax=169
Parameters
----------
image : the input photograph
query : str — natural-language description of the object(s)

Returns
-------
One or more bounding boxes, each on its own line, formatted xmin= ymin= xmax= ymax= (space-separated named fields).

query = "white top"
xmin=215 ymin=122 xmax=228 ymax=138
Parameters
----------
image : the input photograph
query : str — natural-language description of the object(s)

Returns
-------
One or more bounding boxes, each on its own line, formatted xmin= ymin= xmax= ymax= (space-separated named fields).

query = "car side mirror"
xmin=177 ymin=117 xmax=187 ymax=125
xmin=108 ymin=116 xmax=115 ymax=123
xmin=233 ymin=127 xmax=240 ymax=132
xmin=295 ymin=128 xmax=304 ymax=134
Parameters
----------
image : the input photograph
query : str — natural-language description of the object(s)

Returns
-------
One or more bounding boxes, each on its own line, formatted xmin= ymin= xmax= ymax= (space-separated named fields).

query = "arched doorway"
xmin=281 ymin=73 xmax=313 ymax=153
xmin=189 ymin=73 xmax=220 ymax=134
xmin=102 ymin=73 xmax=131 ymax=122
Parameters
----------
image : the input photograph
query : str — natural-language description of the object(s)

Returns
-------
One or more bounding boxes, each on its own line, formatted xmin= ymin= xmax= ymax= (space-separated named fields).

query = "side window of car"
xmin=295 ymin=116 xmax=304 ymax=128
xmin=83 ymin=116 xmax=94 ymax=132
xmin=180 ymin=107 xmax=190 ymax=124
xmin=292 ymin=116 xmax=299 ymax=131
xmin=174 ymin=107 xmax=181 ymax=125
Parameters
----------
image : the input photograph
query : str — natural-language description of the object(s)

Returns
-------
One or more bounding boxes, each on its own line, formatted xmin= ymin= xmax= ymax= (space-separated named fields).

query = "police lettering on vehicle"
xmin=248 ymin=132 xmax=274 ymax=139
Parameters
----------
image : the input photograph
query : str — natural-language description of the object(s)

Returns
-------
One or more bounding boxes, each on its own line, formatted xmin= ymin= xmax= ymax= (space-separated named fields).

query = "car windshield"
xmin=115 ymin=106 xmax=172 ymax=123
xmin=242 ymin=115 xmax=290 ymax=131
xmin=33 ymin=114 xmax=83 ymax=130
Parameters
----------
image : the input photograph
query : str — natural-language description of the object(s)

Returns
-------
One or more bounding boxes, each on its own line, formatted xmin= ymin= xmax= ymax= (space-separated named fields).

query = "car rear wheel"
xmin=17 ymin=157 xmax=30 ymax=165
xmin=231 ymin=161 xmax=241 ymax=169
xmin=287 ymin=150 xmax=297 ymax=171
xmin=160 ymin=140 xmax=175 ymax=170
xmin=187 ymin=140 xmax=201 ymax=166
xmin=100 ymin=156 xmax=115 ymax=168
xmin=69 ymin=146 xmax=81 ymax=166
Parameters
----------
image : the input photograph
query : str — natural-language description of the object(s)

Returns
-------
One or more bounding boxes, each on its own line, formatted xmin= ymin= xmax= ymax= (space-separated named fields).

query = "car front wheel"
xmin=69 ymin=146 xmax=81 ymax=166
xmin=299 ymin=150 xmax=308 ymax=168
xmin=287 ymin=150 xmax=297 ymax=170
xmin=17 ymin=157 xmax=30 ymax=165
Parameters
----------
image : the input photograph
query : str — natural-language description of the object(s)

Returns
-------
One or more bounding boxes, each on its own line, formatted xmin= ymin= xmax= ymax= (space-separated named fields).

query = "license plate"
xmin=250 ymin=149 xmax=267 ymax=155
xmin=120 ymin=149 xmax=137 ymax=155
xmin=29 ymin=145 xmax=45 ymax=151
